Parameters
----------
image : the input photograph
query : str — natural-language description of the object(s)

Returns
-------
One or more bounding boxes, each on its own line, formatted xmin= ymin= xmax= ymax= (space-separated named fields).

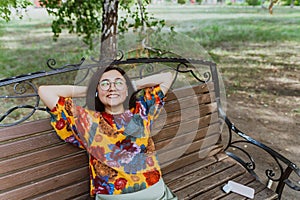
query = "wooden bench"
xmin=0 ymin=57 xmax=299 ymax=199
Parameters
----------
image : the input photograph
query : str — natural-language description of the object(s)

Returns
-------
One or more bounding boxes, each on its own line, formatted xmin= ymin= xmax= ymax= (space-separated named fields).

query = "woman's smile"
xmin=106 ymin=93 xmax=120 ymax=98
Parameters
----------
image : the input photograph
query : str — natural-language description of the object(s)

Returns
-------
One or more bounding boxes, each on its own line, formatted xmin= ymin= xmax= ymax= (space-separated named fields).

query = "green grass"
xmin=163 ymin=9 xmax=300 ymax=49
xmin=0 ymin=19 xmax=90 ymax=79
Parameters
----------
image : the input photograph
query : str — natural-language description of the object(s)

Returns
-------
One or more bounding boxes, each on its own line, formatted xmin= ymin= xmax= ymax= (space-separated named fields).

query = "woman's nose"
xmin=108 ymin=83 xmax=117 ymax=91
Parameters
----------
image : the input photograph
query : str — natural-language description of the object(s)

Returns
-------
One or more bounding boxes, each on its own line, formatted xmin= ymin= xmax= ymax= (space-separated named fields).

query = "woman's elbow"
xmin=38 ymin=85 xmax=47 ymax=97
xmin=163 ymin=72 xmax=174 ymax=86
xmin=38 ymin=85 xmax=58 ymax=110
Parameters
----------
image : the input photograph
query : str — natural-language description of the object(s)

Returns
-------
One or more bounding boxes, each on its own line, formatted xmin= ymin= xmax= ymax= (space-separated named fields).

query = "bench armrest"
xmin=218 ymin=107 xmax=300 ymax=199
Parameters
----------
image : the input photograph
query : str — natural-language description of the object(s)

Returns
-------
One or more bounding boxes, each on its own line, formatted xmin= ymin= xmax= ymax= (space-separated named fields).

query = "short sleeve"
xmin=133 ymin=85 xmax=166 ymax=121
xmin=48 ymin=97 xmax=84 ymax=149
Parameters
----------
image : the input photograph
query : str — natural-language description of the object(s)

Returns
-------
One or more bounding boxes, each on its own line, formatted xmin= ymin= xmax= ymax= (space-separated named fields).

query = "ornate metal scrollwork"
xmin=47 ymin=57 xmax=86 ymax=70
xmin=136 ymin=58 xmax=211 ymax=85
xmin=203 ymin=71 xmax=211 ymax=82
xmin=176 ymin=62 xmax=210 ymax=83
xmin=0 ymin=81 xmax=45 ymax=127
xmin=116 ymin=50 xmax=125 ymax=61
xmin=229 ymin=142 xmax=256 ymax=171
xmin=0 ymin=57 xmax=91 ymax=127
xmin=139 ymin=63 xmax=155 ymax=78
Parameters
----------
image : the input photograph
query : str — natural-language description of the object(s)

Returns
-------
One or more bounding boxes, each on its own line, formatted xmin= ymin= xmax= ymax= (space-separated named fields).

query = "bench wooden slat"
xmin=151 ymin=113 xmax=219 ymax=142
xmin=155 ymin=103 xmax=218 ymax=129
xmin=0 ymin=131 xmax=61 ymax=158
xmin=166 ymin=82 xmax=215 ymax=101
xmin=0 ymin=152 xmax=88 ymax=191
xmin=163 ymin=155 xmax=219 ymax=183
xmin=247 ymin=179 xmax=277 ymax=200
xmin=72 ymin=193 xmax=93 ymax=200
xmin=0 ymin=143 xmax=83 ymax=174
xmin=0 ymin=167 xmax=89 ymax=200
xmin=167 ymin=155 xmax=237 ymax=191
xmin=158 ymin=133 xmax=220 ymax=165
xmin=196 ymin=171 xmax=256 ymax=199
xmin=33 ymin=180 xmax=90 ymax=200
xmin=220 ymin=178 xmax=277 ymax=200
xmin=155 ymin=122 xmax=220 ymax=151
xmin=173 ymin=160 xmax=246 ymax=199
xmin=0 ymin=118 xmax=52 ymax=142
xmin=160 ymin=143 xmax=223 ymax=173
xmin=253 ymin=186 xmax=278 ymax=200
xmin=183 ymin=133 xmax=220 ymax=156
xmin=164 ymin=92 xmax=216 ymax=112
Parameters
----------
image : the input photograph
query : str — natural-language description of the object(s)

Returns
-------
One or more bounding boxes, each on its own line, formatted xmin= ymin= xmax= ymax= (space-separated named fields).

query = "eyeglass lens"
xmin=99 ymin=78 xmax=125 ymax=91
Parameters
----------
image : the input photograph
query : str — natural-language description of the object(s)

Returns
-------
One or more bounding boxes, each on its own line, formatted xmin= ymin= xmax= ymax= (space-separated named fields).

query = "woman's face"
xmin=97 ymin=70 xmax=128 ymax=112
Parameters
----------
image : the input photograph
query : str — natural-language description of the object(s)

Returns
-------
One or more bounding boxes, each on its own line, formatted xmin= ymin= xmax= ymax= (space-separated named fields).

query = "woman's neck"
xmin=105 ymin=105 xmax=125 ymax=115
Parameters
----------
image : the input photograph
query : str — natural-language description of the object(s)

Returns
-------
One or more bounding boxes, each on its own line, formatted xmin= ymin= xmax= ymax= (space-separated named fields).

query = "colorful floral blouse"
xmin=48 ymin=85 xmax=166 ymax=196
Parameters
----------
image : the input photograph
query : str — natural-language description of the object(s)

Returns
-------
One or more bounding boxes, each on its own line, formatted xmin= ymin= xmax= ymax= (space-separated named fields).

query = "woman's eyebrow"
xmin=100 ymin=78 xmax=109 ymax=82
xmin=100 ymin=77 xmax=125 ymax=82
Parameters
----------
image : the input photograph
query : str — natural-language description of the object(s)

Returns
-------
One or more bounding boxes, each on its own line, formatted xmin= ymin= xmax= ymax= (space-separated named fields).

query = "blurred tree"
xmin=39 ymin=0 xmax=165 ymax=60
xmin=247 ymin=0 xmax=260 ymax=5
xmin=0 ymin=0 xmax=31 ymax=22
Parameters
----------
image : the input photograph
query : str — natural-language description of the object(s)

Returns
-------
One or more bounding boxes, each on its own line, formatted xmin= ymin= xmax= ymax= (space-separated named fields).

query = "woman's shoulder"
xmin=49 ymin=96 xmax=99 ymax=117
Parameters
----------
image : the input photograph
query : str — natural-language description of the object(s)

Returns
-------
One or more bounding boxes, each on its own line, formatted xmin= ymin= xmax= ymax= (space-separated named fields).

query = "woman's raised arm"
xmin=38 ymin=85 xmax=87 ymax=110
xmin=133 ymin=72 xmax=174 ymax=95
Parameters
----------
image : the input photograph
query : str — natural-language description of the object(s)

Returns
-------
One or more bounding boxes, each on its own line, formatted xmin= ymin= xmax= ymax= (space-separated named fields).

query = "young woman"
xmin=38 ymin=65 xmax=177 ymax=200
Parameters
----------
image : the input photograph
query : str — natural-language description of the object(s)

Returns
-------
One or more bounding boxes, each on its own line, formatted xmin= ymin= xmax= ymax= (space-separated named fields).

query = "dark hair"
xmin=86 ymin=65 xmax=136 ymax=112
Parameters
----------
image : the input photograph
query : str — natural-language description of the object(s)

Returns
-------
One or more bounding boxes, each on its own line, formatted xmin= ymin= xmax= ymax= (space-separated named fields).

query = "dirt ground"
xmin=215 ymin=42 xmax=300 ymax=199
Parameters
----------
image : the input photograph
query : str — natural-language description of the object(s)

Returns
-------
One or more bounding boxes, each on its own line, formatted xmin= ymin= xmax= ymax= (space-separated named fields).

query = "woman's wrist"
xmin=133 ymin=72 xmax=173 ymax=94
xmin=131 ymin=80 xmax=138 ymax=91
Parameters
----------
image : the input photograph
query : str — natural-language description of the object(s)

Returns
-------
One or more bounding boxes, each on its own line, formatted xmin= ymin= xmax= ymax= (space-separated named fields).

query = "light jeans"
xmin=95 ymin=178 xmax=177 ymax=200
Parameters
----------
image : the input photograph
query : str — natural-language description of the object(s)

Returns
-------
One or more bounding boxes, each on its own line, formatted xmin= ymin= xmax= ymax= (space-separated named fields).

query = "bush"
xmin=246 ymin=0 xmax=261 ymax=5
xmin=282 ymin=0 xmax=300 ymax=6
xmin=196 ymin=0 xmax=203 ymax=4
xmin=178 ymin=0 xmax=186 ymax=4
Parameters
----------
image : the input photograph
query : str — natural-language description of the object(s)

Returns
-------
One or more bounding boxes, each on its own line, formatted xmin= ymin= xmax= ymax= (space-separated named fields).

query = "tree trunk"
xmin=100 ymin=0 xmax=119 ymax=62
xmin=290 ymin=0 xmax=294 ymax=8
xmin=137 ymin=0 xmax=145 ymax=31
xmin=261 ymin=0 xmax=266 ymax=8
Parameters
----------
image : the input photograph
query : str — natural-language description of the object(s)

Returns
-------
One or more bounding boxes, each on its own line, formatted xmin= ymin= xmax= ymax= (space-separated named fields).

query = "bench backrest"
xmin=0 ymin=58 xmax=223 ymax=199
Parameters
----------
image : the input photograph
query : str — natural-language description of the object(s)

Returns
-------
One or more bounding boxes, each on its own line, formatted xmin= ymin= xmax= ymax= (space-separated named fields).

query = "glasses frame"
xmin=98 ymin=78 xmax=126 ymax=91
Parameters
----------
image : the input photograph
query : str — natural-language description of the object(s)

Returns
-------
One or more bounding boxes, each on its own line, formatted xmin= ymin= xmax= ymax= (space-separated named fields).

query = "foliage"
xmin=0 ymin=0 xmax=32 ymax=22
xmin=39 ymin=0 xmax=165 ymax=49
xmin=119 ymin=0 xmax=165 ymax=33
xmin=196 ymin=0 xmax=203 ymax=4
xmin=282 ymin=0 xmax=300 ymax=5
xmin=246 ymin=0 xmax=261 ymax=5
xmin=39 ymin=0 xmax=103 ymax=49
xmin=177 ymin=0 xmax=187 ymax=4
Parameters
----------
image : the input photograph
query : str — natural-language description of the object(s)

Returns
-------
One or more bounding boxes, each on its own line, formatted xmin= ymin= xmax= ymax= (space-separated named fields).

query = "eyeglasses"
xmin=98 ymin=78 xmax=126 ymax=91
